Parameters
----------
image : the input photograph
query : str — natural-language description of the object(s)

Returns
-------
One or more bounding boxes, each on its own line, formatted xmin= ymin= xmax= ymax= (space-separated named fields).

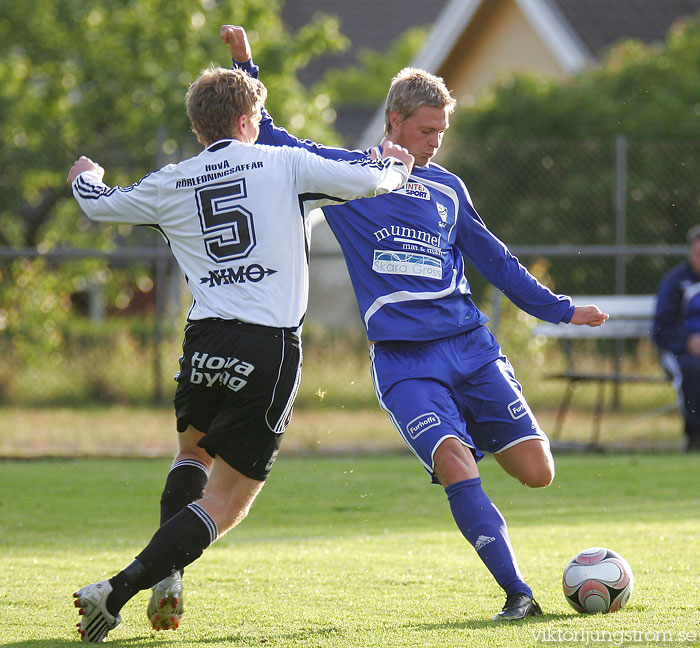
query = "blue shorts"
xmin=369 ymin=325 xmax=548 ymax=481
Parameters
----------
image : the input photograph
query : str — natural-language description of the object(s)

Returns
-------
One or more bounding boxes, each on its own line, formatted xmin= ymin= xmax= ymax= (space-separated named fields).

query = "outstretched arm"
xmin=570 ymin=305 xmax=609 ymax=327
xmin=292 ymin=142 xmax=411 ymax=202
xmin=68 ymin=156 xmax=159 ymax=225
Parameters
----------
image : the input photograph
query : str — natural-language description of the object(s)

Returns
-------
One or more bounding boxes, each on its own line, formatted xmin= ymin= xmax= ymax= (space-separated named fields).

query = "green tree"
xmin=445 ymin=14 xmax=700 ymax=296
xmin=0 ymin=0 xmax=347 ymax=250
xmin=320 ymin=27 xmax=427 ymax=108
xmin=453 ymin=15 xmax=700 ymax=140
xmin=0 ymin=0 xmax=349 ymax=395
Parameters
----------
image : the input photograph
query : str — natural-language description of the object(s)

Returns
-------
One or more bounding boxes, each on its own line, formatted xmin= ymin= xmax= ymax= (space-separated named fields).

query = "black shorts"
xmin=173 ymin=318 xmax=302 ymax=481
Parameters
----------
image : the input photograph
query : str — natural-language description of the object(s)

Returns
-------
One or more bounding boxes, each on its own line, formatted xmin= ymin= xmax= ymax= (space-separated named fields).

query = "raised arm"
xmin=220 ymin=24 xmax=251 ymax=64
xmin=220 ymin=24 xmax=370 ymax=162
xmin=380 ymin=141 xmax=414 ymax=174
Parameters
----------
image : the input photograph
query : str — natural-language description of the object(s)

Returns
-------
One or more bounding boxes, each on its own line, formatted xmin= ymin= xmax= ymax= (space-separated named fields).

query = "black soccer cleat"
xmin=492 ymin=593 xmax=543 ymax=621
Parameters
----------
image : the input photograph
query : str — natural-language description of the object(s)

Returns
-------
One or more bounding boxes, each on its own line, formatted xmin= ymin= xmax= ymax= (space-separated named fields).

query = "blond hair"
xmin=384 ymin=67 xmax=456 ymax=135
xmin=185 ymin=66 xmax=267 ymax=145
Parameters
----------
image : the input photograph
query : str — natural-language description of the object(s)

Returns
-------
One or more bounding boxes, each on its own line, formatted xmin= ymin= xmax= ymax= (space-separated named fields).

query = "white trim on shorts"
xmin=495 ymin=434 xmax=549 ymax=454
xmin=369 ymin=346 xmax=431 ymax=471
xmin=491 ymin=357 xmax=549 ymax=452
xmin=264 ymin=334 xmax=303 ymax=434
xmin=430 ymin=434 xmax=476 ymax=471
xmin=276 ymin=344 xmax=303 ymax=431
xmin=370 ymin=346 xmax=479 ymax=474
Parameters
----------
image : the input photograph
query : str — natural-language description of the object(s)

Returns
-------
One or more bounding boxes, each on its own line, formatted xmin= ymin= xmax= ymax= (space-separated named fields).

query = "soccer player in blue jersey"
xmin=222 ymin=25 xmax=609 ymax=621
xmin=653 ymin=224 xmax=700 ymax=452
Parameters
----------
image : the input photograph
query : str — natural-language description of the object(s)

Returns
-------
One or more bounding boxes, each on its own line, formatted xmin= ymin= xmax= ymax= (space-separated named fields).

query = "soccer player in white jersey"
xmin=68 ymin=65 xmax=412 ymax=642
xmin=222 ymin=25 xmax=609 ymax=621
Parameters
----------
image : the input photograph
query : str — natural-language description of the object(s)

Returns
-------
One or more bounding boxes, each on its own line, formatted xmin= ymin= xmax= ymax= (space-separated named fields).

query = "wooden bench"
xmin=532 ymin=295 xmax=671 ymax=447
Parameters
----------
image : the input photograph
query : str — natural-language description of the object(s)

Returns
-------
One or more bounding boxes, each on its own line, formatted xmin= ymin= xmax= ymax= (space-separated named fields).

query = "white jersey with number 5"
xmin=72 ymin=139 xmax=408 ymax=329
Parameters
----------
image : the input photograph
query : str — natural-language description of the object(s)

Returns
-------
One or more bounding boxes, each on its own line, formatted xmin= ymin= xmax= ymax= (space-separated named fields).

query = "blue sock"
xmin=445 ymin=477 xmax=532 ymax=598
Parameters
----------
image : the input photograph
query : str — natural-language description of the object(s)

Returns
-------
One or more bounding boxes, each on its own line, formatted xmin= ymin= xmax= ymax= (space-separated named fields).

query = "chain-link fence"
xmin=309 ymin=136 xmax=696 ymax=332
xmin=1 ymin=137 xmax=696 ymax=407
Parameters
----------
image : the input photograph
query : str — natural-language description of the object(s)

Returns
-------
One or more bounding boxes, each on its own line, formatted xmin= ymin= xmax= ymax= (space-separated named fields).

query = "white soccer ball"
xmin=562 ymin=547 xmax=634 ymax=613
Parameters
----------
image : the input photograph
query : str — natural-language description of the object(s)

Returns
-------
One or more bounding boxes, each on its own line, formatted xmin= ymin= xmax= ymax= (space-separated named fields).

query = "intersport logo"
xmin=394 ymin=181 xmax=430 ymax=200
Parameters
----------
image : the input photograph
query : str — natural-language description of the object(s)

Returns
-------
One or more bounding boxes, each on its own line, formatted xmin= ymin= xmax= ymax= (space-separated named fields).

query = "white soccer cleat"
xmin=147 ymin=571 xmax=184 ymax=631
xmin=73 ymin=580 xmax=121 ymax=642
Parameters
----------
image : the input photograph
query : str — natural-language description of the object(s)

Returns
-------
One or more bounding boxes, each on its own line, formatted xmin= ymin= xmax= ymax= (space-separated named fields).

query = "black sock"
xmin=137 ymin=503 xmax=218 ymax=585
xmin=107 ymin=559 xmax=151 ymax=617
xmin=160 ymin=459 xmax=209 ymax=525
xmin=106 ymin=504 xmax=217 ymax=617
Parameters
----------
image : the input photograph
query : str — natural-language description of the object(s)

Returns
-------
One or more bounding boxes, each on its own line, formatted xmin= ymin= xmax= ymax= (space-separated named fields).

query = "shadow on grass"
xmin=177 ymin=625 xmax=349 ymax=645
xmin=5 ymin=637 xmax=173 ymax=647
xmin=407 ymin=611 xmax=574 ymax=631
xmin=180 ymin=614 xmax=575 ymax=645
xmin=4 ymin=613 xmax=587 ymax=647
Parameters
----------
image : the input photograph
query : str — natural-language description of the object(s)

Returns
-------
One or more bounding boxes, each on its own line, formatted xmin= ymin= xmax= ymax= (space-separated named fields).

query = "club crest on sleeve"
xmin=436 ymin=202 xmax=449 ymax=227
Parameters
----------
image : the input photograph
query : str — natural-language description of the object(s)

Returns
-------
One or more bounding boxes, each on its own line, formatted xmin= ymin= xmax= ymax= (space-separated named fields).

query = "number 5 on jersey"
xmin=195 ymin=179 xmax=256 ymax=262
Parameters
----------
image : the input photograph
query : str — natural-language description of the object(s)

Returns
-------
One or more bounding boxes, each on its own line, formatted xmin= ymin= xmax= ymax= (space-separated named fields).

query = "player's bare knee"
xmin=522 ymin=474 xmax=553 ymax=488
xmin=519 ymin=465 xmax=555 ymax=488
xmin=434 ymin=453 xmax=458 ymax=481
xmin=434 ymin=442 xmax=479 ymax=485
xmin=524 ymin=446 xmax=555 ymax=487
xmin=201 ymin=499 xmax=245 ymax=534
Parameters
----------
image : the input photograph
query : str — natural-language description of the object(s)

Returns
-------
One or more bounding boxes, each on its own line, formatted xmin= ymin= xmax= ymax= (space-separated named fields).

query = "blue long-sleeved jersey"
xmin=235 ymin=59 xmax=574 ymax=342
xmin=653 ymin=261 xmax=700 ymax=353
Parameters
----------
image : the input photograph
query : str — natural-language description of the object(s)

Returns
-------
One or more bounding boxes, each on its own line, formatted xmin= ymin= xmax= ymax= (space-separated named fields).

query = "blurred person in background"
xmin=653 ymin=224 xmax=700 ymax=452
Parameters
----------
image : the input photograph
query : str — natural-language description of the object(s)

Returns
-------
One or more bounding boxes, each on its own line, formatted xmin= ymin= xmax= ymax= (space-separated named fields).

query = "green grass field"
xmin=0 ymin=399 xmax=686 ymax=459
xmin=1 ymin=454 xmax=698 ymax=648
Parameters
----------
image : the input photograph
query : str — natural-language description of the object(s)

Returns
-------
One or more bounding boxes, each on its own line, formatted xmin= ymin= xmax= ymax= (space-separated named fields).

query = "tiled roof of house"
xmin=550 ymin=0 xmax=700 ymax=57
xmin=281 ymin=0 xmax=700 ymax=145
xmin=281 ymin=0 xmax=449 ymax=145
xmin=281 ymin=0 xmax=450 ymax=86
